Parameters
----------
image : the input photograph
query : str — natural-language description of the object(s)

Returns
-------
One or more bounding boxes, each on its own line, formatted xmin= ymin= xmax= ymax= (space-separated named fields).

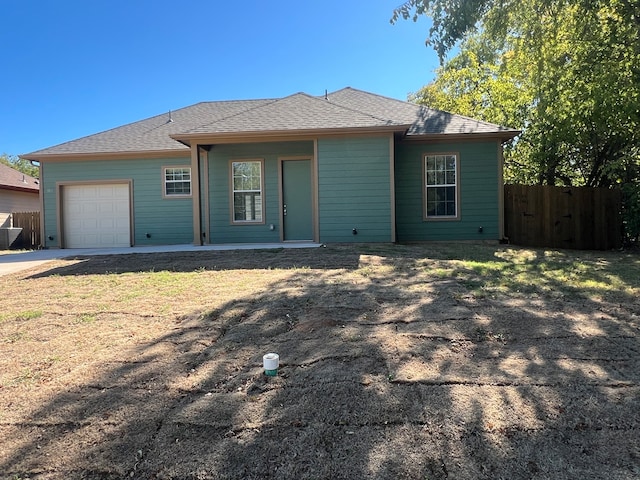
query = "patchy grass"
xmin=0 ymin=310 xmax=43 ymax=324
xmin=427 ymin=246 xmax=640 ymax=300
xmin=3 ymin=330 xmax=31 ymax=344
xmin=0 ymin=243 xmax=638 ymax=479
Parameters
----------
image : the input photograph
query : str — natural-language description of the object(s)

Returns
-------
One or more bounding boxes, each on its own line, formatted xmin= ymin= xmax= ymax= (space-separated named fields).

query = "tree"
xmin=392 ymin=0 xmax=640 ymax=62
xmin=394 ymin=0 xmax=640 ymax=242
xmin=0 ymin=153 xmax=39 ymax=179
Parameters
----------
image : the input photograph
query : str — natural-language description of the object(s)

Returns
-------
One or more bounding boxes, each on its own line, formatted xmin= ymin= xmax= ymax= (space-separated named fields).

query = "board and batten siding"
xmin=317 ymin=136 xmax=392 ymax=242
xmin=395 ymin=140 xmax=501 ymax=242
xmin=207 ymin=141 xmax=314 ymax=244
xmin=41 ymin=158 xmax=193 ymax=248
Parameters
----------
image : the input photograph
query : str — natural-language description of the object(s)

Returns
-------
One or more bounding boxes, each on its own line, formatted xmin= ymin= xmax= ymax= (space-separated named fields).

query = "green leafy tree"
xmin=0 ymin=153 xmax=39 ymax=179
xmin=392 ymin=0 xmax=640 ymax=63
xmin=395 ymin=0 xmax=640 ymax=242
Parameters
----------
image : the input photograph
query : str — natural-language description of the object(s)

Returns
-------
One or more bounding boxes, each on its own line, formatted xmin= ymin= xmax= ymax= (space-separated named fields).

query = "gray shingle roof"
xmin=182 ymin=92 xmax=404 ymax=135
xmin=24 ymin=99 xmax=273 ymax=156
xmin=327 ymin=88 xmax=422 ymax=125
xmin=23 ymin=88 xmax=518 ymax=158
xmin=328 ymin=88 xmax=518 ymax=136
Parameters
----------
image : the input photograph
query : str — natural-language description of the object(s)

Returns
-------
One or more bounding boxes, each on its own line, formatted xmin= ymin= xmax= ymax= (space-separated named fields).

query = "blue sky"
xmin=1 ymin=1 xmax=438 ymax=156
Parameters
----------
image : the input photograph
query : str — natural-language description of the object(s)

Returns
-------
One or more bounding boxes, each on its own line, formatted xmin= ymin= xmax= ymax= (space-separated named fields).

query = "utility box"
xmin=0 ymin=227 xmax=23 ymax=249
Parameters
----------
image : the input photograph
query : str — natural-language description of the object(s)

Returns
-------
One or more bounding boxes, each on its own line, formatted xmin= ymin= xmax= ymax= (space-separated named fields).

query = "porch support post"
xmin=199 ymin=146 xmax=210 ymax=245
xmin=190 ymin=143 xmax=202 ymax=246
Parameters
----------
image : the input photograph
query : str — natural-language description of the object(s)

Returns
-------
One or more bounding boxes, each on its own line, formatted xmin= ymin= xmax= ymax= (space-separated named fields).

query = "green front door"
xmin=282 ymin=159 xmax=313 ymax=241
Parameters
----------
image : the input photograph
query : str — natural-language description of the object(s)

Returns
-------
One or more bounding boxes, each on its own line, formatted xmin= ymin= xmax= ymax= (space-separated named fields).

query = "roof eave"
xmin=0 ymin=184 xmax=39 ymax=194
xmin=21 ymin=148 xmax=190 ymax=163
xmin=403 ymin=130 xmax=521 ymax=143
xmin=20 ymin=127 xmax=519 ymax=161
xmin=170 ymin=125 xmax=410 ymax=146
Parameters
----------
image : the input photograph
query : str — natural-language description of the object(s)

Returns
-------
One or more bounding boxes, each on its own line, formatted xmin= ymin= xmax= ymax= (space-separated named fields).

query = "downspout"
xmin=190 ymin=144 xmax=202 ymax=246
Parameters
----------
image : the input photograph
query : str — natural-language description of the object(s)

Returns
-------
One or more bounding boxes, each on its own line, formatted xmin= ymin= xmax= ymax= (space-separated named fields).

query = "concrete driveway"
xmin=0 ymin=243 xmax=320 ymax=277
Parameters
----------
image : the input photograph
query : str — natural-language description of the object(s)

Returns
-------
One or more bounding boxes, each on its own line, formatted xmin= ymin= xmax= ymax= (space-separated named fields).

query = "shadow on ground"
xmin=25 ymin=246 xmax=363 ymax=278
xmin=2 ymin=244 xmax=639 ymax=479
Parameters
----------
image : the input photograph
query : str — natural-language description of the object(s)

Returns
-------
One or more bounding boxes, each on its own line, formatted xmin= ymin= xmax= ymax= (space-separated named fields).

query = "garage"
xmin=62 ymin=183 xmax=131 ymax=248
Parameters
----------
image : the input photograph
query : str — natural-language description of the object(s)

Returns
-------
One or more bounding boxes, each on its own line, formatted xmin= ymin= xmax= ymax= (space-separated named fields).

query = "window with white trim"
xmin=164 ymin=167 xmax=191 ymax=196
xmin=232 ymin=160 xmax=263 ymax=222
xmin=424 ymin=154 xmax=458 ymax=218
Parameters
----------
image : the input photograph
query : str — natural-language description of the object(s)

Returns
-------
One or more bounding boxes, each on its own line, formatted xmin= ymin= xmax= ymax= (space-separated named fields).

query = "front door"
xmin=282 ymin=159 xmax=313 ymax=241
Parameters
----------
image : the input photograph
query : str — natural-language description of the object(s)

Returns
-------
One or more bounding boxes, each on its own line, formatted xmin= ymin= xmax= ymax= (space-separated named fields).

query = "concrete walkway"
xmin=0 ymin=243 xmax=321 ymax=277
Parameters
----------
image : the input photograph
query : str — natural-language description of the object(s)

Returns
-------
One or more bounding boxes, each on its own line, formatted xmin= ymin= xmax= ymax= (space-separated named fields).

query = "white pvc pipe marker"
xmin=263 ymin=353 xmax=279 ymax=376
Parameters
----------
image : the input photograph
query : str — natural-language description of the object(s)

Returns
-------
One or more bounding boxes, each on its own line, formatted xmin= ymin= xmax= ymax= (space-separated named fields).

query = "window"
xmin=424 ymin=154 xmax=458 ymax=219
xmin=231 ymin=160 xmax=263 ymax=223
xmin=164 ymin=167 xmax=191 ymax=197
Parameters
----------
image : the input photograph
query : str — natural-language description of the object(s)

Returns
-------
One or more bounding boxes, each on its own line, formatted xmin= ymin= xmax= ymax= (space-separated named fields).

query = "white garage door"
xmin=63 ymin=184 xmax=131 ymax=248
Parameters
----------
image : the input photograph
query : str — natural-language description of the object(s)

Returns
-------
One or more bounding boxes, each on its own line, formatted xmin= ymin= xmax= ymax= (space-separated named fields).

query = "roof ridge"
xmin=329 ymin=86 xmax=418 ymax=108
xmin=322 ymin=88 xmax=409 ymax=125
xmin=180 ymin=98 xmax=281 ymax=134
xmin=138 ymin=100 xmax=272 ymax=136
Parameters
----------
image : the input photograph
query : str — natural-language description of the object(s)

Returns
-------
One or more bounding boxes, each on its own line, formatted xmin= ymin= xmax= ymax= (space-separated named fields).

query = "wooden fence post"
xmin=10 ymin=211 xmax=41 ymax=250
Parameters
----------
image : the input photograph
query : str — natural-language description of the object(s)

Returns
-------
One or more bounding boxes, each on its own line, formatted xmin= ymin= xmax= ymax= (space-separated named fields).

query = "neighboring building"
xmin=0 ymin=162 xmax=40 ymax=228
xmin=22 ymin=88 xmax=518 ymax=249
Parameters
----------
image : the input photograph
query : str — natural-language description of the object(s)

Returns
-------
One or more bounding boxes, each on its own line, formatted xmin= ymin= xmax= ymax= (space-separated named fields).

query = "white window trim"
xmin=163 ymin=166 xmax=192 ymax=198
xmin=230 ymin=159 xmax=265 ymax=224
xmin=423 ymin=152 xmax=461 ymax=221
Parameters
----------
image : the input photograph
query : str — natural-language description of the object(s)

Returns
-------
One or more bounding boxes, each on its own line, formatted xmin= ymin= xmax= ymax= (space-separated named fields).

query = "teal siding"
xmin=318 ymin=137 xmax=392 ymax=242
xmin=41 ymin=157 xmax=193 ymax=247
xmin=39 ymin=137 xmax=499 ymax=248
xmin=207 ymin=142 xmax=313 ymax=243
xmin=395 ymin=140 xmax=501 ymax=241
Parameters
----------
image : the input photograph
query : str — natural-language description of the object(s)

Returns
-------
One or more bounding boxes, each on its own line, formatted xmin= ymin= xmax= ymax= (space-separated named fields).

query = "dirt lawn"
xmin=1 ymin=243 xmax=639 ymax=479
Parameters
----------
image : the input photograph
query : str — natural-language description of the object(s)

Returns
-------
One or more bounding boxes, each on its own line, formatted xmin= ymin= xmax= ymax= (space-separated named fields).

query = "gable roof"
xmin=0 ymin=163 xmax=39 ymax=194
xmin=22 ymin=88 xmax=519 ymax=160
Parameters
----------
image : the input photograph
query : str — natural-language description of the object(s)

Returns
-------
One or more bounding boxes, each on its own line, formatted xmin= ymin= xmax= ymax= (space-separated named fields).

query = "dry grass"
xmin=0 ymin=243 xmax=639 ymax=479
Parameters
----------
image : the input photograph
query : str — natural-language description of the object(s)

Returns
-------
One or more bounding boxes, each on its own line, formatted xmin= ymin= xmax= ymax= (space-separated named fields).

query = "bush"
xmin=621 ymin=183 xmax=640 ymax=246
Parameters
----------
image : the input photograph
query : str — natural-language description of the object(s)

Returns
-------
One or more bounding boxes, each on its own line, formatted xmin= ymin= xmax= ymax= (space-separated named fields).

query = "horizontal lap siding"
xmin=41 ymin=158 xmax=193 ymax=247
xmin=208 ymin=142 xmax=313 ymax=244
xmin=0 ymin=190 xmax=39 ymax=216
xmin=318 ymin=137 xmax=392 ymax=242
xmin=395 ymin=140 xmax=500 ymax=242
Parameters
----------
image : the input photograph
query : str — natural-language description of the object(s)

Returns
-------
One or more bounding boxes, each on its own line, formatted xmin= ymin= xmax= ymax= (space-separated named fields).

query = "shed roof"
xmin=23 ymin=88 xmax=519 ymax=159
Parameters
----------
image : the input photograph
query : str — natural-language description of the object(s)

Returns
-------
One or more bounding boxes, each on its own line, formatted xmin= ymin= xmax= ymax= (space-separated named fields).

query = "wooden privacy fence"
xmin=11 ymin=211 xmax=41 ymax=250
xmin=504 ymin=184 xmax=622 ymax=250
